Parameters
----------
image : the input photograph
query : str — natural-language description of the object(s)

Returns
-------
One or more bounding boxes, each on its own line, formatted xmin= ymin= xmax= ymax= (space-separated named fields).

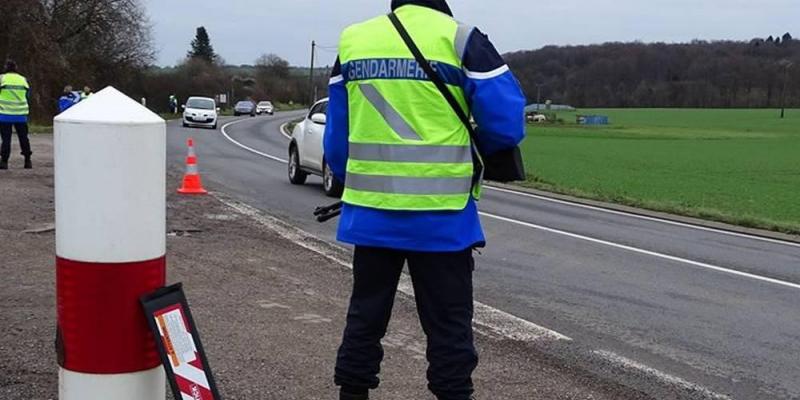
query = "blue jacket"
xmin=324 ymin=14 xmax=526 ymax=252
xmin=58 ymin=92 xmax=80 ymax=114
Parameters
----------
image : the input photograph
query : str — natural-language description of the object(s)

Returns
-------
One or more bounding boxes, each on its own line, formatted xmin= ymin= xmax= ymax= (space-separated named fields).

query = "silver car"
xmin=234 ymin=100 xmax=257 ymax=117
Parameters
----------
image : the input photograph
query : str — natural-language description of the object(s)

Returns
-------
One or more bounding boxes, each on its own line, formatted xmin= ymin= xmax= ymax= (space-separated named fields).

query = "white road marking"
xmin=225 ymin=120 xmax=800 ymax=291
xmin=483 ymin=211 xmax=800 ymax=291
xmin=220 ymin=118 xmax=288 ymax=163
xmin=485 ymin=185 xmax=800 ymax=249
xmin=278 ymin=122 xmax=293 ymax=140
xmin=593 ymin=350 xmax=732 ymax=400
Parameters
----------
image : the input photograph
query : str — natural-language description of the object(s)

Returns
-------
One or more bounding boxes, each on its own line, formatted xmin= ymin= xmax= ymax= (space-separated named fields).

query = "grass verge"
xmin=275 ymin=102 xmax=307 ymax=111
xmin=520 ymin=108 xmax=800 ymax=235
xmin=284 ymin=118 xmax=305 ymax=135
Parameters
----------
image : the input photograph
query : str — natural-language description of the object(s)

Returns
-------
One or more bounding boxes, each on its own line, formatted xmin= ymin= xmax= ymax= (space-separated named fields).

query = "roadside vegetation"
xmin=1 ymin=0 xmax=153 ymax=124
xmin=521 ymin=108 xmax=800 ymax=234
xmin=285 ymin=118 xmax=306 ymax=134
xmin=2 ymin=2 xmax=326 ymax=124
xmin=274 ymin=102 xmax=308 ymax=111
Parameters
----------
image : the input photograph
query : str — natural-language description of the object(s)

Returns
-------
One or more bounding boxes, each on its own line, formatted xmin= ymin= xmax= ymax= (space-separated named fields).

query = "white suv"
xmin=288 ymin=98 xmax=344 ymax=197
xmin=182 ymin=97 xmax=219 ymax=129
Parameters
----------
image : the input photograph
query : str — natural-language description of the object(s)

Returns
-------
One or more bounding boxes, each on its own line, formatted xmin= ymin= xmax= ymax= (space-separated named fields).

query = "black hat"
xmin=4 ymin=60 xmax=17 ymax=73
xmin=391 ymin=0 xmax=453 ymax=16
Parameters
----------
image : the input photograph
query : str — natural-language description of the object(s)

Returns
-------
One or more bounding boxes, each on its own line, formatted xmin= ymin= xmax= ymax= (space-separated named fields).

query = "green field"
xmin=520 ymin=108 xmax=800 ymax=235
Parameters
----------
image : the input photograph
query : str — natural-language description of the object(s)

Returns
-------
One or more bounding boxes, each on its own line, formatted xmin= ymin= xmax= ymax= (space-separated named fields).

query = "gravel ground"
xmin=0 ymin=135 xmax=649 ymax=399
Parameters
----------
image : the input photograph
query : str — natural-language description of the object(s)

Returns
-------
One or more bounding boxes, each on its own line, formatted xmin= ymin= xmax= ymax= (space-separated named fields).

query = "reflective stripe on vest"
xmin=347 ymin=173 xmax=472 ymax=195
xmin=339 ymin=5 xmax=478 ymax=211
xmin=349 ymin=143 xmax=472 ymax=164
xmin=0 ymin=73 xmax=29 ymax=116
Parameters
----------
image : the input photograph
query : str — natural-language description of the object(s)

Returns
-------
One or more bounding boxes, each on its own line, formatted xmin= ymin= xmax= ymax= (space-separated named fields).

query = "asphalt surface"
xmin=167 ymin=112 xmax=800 ymax=400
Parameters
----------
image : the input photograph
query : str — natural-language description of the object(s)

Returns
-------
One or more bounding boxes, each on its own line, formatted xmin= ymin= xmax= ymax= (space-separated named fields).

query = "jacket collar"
xmin=391 ymin=0 xmax=453 ymax=16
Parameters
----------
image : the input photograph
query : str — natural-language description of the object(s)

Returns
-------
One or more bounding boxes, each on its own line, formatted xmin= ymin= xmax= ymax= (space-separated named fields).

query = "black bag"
xmin=388 ymin=12 xmax=526 ymax=183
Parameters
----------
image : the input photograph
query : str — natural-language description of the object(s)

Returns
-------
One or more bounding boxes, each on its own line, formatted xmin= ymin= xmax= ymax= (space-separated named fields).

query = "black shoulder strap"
xmin=388 ymin=12 xmax=477 ymax=141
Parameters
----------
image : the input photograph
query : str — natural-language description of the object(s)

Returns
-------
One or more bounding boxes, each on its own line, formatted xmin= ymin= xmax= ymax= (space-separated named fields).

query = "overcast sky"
xmin=143 ymin=0 xmax=799 ymax=67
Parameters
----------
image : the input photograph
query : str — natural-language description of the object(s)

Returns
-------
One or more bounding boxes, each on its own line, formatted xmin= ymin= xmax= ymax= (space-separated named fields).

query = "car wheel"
xmin=323 ymin=161 xmax=344 ymax=198
xmin=288 ymin=146 xmax=308 ymax=185
xmin=182 ymin=122 xmax=189 ymax=128
xmin=211 ymin=123 xmax=217 ymax=130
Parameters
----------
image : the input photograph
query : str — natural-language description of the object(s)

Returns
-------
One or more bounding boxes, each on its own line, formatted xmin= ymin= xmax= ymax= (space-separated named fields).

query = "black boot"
xmin=24 ymin=157 xmax=32 ymax=169
xmin=340 ymin=387 xmax=368 ymax=400
xmin=0 ymin=159 xmax=7 ymax=170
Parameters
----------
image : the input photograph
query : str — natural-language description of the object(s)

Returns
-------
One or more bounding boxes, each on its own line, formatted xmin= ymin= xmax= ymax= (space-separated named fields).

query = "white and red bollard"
xmin=54 ymin=87 xmax=167 ymax=400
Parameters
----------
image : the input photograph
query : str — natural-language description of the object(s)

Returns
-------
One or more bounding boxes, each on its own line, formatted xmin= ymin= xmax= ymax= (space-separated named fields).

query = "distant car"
xmin=257 ymin=101 xmax=274 ymax=115
xmin=527 ymin=113 xmax=547 ymax=123
xmin=234 ymin=100 xmax=256 ymax=117
xmin=182 ymin=97 xmax=219 ymax=129
xmin=288 ymin=98 xmax=343 ymax=197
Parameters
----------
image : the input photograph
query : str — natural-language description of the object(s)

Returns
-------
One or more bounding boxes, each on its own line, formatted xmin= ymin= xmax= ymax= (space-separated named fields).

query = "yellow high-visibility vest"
xmin=339 ymin=5 xmax=479 ymax=211
xmin=0 ymin=73 xmax=30 ymax=116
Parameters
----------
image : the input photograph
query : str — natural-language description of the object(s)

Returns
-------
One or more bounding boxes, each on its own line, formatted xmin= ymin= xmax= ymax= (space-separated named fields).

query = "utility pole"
xmin=780 ymin=61 xmax=793 ymax=119
xmin=309 ymin=40 xmax=316 ymax=106
xmin=535 ymin=83 xmax=545 ymax=111
xmin=231 ymin=76 xmax=238 ymax=107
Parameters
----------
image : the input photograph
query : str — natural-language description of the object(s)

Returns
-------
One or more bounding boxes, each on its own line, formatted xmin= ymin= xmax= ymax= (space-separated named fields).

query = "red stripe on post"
xmin=57 ymin=256 xmax=166 ymax=373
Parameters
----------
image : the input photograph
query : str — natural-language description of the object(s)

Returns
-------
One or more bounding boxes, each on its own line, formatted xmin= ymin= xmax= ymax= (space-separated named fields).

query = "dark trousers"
xmin=0 ymin=122 xmax=31 ymax=161
xmin=335 ymin=246 xmax=478 ymax=400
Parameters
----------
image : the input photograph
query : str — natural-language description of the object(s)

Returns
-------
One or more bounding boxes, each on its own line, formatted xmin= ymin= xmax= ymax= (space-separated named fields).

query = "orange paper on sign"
xmin=156 ymin=314 xmax=180 ymax=367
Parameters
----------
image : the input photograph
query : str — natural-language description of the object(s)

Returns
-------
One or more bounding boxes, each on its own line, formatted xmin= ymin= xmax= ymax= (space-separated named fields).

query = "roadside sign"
xmin=141 ymin=284 xmax=222 ymax=400
xmin=217 ymin=94 xmax=227 ymax=104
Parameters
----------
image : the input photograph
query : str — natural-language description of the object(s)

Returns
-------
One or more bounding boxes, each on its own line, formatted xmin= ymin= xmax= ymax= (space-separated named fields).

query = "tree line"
xmin=0 ymin=2 xmax=329 ymax=122
xmin=139 ymin=27 xmax=331 ymax=114
xmin=506 ymin=34 xmax=799 ymax=108
xmin=3 ymin=1 xmax=797 ymax=120
xmin=0 ymin=0 xmax=154 ymax=121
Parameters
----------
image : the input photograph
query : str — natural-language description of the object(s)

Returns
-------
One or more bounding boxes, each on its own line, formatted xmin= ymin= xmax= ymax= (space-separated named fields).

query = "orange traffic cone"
xmin=177 ymin=138 xmax=208 ymax=195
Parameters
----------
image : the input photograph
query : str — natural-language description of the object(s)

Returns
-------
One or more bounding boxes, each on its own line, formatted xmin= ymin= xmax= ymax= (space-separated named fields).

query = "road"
xmin=167 ymin=112 xmax=800 ymax=400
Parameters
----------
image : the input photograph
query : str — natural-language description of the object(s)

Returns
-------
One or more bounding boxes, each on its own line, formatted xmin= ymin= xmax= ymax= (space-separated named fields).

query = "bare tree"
xmin=0 ymin=0 xmax=154 ymax=120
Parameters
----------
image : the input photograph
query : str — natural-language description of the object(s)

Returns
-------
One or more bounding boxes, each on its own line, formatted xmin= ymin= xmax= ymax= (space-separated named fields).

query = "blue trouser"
xmin=335 ymin=246 xmax=478 ymax=400
xmin=0 ymin=122 xmax=31 ymax=161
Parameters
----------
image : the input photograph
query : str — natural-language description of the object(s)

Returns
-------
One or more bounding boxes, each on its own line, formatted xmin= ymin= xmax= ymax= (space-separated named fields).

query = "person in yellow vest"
xmin=0 ymin=60 xmax=32 ymax=170
xmin=81 ymin=86 xmax=93 ymax=100
xmin=324 ymin=1 xmax=525 ymax=399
